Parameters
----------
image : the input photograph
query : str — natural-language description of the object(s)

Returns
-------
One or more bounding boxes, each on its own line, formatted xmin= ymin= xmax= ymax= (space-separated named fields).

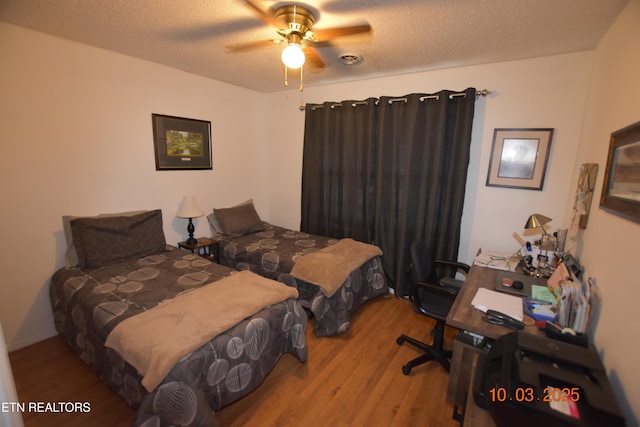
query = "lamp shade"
xmin=176 ymin=195 xmax=204 ymax=219
xmin=281 ymin=44 xmax=305 ymax=69
xmin=524 ymin=213 xmax=551 ymax=230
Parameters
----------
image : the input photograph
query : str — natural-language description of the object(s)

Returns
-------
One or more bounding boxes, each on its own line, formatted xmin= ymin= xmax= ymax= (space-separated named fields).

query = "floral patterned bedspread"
xmin=49 ymin=245 xmax=308 ymax=427
xmin=218 ymin=223 xmax=389 ymax=337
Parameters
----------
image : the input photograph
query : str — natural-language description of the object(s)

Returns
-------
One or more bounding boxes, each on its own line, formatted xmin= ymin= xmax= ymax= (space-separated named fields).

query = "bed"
xmin=50 ymin=209 xmax=308 ymax=427
xmin=209 ymin=200 xmax=389 ymax=337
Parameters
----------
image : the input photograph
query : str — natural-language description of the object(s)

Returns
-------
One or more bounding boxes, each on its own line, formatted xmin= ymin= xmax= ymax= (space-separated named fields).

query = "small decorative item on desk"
xmin=524 ymin=213 xmax=553 ymax=267
xmin=178 ymin=237 xmax=220 ymax=263
xmin=473 ymin=249 xmax=520 ymax=272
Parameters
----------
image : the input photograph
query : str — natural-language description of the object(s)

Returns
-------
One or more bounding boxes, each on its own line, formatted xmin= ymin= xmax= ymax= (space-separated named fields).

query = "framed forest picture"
xmin=152 ymin=114 xmax=212 ymax=170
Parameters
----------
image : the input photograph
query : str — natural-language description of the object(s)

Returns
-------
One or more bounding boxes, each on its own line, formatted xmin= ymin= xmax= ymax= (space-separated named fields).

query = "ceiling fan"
xmin=226 ymin=0 xmax=372 ymax=88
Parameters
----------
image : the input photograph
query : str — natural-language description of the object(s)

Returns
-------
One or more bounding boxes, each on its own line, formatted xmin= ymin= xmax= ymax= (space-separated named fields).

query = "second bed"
xmin=209 ymin=203 xmax=389 ymax=337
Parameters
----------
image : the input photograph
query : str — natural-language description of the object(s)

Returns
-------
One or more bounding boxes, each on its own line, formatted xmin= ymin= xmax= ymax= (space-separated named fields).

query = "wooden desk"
xmin=447 ymin=264 xmax=541 ymax=340
xmin=445 ymin=263 xmax=543 ymax=425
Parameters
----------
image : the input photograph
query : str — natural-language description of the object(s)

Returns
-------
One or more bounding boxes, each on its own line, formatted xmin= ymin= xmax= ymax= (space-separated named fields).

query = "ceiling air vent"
xmin=338 ymin=54 xmax=363 ymax=65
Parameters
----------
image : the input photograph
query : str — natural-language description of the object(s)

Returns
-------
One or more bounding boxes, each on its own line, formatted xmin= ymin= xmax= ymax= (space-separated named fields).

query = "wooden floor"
xmin=10 ymin=295 xmax=459 ymax=427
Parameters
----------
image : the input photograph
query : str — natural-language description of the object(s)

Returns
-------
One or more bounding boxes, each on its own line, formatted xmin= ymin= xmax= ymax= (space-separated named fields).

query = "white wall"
xmin=0 ymin=23 xmax=268 ymax=350
xmin=567 ymin=0 xmax=640 ymax=422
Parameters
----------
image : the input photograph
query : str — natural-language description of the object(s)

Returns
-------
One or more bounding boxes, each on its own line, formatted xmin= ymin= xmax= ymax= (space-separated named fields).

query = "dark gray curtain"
xmin=301 ymin=89 xmax=476 ymax=296
xmin=301 ymin=97 xmax=378 ymax=243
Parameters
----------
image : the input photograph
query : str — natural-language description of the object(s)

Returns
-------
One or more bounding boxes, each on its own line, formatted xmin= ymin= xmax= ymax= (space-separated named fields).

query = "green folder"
xmin=531 ymin=284 xmax=557 ymax=305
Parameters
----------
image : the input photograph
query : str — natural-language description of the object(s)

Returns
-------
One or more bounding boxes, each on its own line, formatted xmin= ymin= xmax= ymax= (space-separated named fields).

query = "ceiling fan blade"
xmin=243 ymin=0 xmax=281 ymax=28
xmin=225 ymin=39 xmax=280 ymax=52
xmin=311 ymin=24 xmax=371 ymax=41
xmin=304 ymin=47 xmax=325 ymax=69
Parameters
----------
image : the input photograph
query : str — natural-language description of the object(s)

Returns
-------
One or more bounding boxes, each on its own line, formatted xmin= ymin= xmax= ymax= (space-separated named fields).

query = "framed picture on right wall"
xmin=600 ymin=120 xmax=640 ymax=223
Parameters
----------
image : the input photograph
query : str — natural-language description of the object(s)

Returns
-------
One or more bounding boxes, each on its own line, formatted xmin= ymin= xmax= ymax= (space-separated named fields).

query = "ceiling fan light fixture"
xmin=281 ymin=43 xmax=305 ymax=69
xmin=227 ymin=1 xmax=372 ymax=90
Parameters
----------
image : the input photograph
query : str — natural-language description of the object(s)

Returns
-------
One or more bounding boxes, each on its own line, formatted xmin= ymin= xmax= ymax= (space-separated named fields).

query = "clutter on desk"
xmin=515 ymin=221 xmax=568 ymax=278
xmin=482 ymin=216 xmax=599 ymax=335
xmin=556 ymin=272 xmax=593 ymax=334
xmin=528 ymin=254 xmax=596 ymax=335
xmin=524 ymin=297 xmax=556 ymax=323
xmin=473 ymin=248 xmax=520 ymax=272
xmin=484 ymin=244 xmax=596 ymax=335
xmin=528 ymin=254 xmax=591 ymax=333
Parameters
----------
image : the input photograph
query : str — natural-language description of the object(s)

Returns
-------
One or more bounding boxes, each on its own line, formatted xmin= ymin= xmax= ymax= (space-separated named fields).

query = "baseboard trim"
xmin=7 ymin=328 xmax=57 ymax=353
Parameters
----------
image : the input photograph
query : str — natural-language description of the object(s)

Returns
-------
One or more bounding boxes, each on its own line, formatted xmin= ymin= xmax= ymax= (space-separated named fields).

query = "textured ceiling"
xmin=0 ymin=0 xmax=629 ymax=93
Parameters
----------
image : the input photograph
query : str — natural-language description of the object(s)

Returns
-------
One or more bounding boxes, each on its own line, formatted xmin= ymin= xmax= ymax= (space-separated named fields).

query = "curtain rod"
xmin=299 ymin=89 xmax=491 ymax=111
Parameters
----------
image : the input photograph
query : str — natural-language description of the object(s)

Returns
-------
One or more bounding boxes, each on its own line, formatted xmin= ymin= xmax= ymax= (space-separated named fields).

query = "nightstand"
xmin=178 ymin=237 xmax=220 ymax=263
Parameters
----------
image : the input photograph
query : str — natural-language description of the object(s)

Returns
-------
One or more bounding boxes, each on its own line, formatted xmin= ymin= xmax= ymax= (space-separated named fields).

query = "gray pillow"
xmin=213 ymin=202 xmax=264 ymax=237
xmin=70 ymin=209 xmax=166 ymax=268
xmin=63 ymin=210 xmax=147 ymax=267
xmin=208 ymin=199 xmax=253 ymax=235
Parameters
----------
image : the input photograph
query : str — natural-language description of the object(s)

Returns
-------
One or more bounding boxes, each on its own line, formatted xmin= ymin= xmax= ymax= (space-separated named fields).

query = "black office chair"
xmin=396 ymin=241 xmax=470 ymax=375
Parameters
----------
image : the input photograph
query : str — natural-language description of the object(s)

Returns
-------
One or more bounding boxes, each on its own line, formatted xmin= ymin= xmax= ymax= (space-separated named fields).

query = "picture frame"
xmin=486 ymin=128 xmax=554 ymax=190
xmin=599 ymin=120 xmax=640 ymax=223
xmin=575 ymin=163 xmax=599 ymax=229
xmin=152 ymin=114 xmax=212 ymax=170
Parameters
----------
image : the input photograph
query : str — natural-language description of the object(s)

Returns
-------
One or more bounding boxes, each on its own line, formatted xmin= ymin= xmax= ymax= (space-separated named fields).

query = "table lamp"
xmin=176 ymin=195 xmax=204 ymax=245
xmin=524 ymin=213 xmax=551 ymax=235
xmin=524 ymin=213 xmax=553 ymax=269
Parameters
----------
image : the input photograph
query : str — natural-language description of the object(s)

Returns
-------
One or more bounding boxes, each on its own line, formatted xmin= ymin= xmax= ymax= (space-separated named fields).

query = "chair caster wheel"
xmin=396 ymin=337 xmax=404 ymax=345
xmin=402 ymin=365 xmax=412 ymax=375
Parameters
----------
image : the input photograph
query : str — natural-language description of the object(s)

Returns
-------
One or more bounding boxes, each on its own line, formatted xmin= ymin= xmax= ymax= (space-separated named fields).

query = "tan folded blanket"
xmin=105 ymin=270 xmax=298 ymax=392
xmin=290 ymin=238 xmax=383 ymax=297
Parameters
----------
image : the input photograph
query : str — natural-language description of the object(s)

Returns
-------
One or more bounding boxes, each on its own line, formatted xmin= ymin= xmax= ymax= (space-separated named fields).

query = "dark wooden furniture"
xmin=446 ymin=263 xmax=545 ymax=426
xmin=178 ymin=236 xmax=220 ymax=262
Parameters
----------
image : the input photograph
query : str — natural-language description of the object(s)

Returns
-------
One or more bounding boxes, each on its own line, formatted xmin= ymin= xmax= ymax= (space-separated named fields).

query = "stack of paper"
xmin=556 ymin=271 xmax=592 ymax=333
xmin=471 ymin=287 xmax=524 ymax=321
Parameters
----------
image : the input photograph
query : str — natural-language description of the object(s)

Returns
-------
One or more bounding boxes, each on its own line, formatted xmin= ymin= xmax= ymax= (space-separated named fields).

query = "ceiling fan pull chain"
xmin=300 ymin=65 xmax=304 ymax=92
xmin=284 ymin=65 xmax=289 ymax=86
